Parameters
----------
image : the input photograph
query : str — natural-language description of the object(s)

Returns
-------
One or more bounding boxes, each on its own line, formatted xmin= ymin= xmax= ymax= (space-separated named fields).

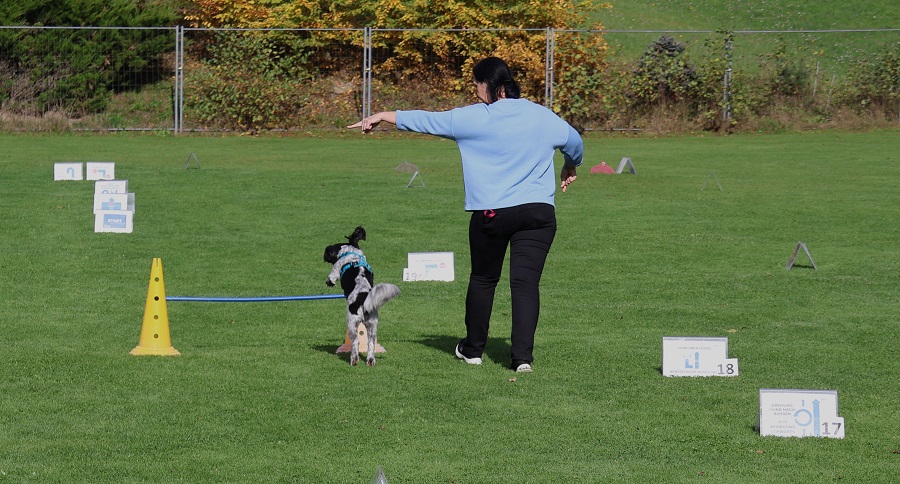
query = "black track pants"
xmin=460 ymin=202 xmax=556 ymax=364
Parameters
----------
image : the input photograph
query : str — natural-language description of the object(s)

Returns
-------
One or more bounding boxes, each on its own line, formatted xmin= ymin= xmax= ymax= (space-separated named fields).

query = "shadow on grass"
xmin=313 ymin=344 xmax=351 ymax=363
xmin=418 ymin=334 xmax=511 ymax=366
xmin=312 ymin=334 xmax=512 ymax=365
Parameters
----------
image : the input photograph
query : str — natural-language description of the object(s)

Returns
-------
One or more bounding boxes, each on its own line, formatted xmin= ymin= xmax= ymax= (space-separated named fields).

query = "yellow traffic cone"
xmin=131 ymin=258 xmax=180 ymax=356
xmin=335 ymin=323 xmax=385 ymax=354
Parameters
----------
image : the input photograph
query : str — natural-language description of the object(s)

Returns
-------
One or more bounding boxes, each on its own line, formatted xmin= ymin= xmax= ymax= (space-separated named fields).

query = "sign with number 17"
xmin=759 ymin=389 xmax=845 ymax=439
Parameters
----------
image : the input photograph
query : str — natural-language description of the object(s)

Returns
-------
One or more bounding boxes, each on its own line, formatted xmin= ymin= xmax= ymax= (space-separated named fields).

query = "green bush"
xmin=0 ymin=0 xmax=175 ymax=116
xmin=836 ymin=42 xmax=900 ymax=114
xmin=187 ymin=32 xmax=306 ymax=130
xmin=550 ymin=31 xmax=610 ymax=130
xmin=630 ymin=35 xmax=701 ymax=108
xmin=186 ymin=31 xmax=362 ymax=131
xmin=758 ymin=38 xmax=811 ymax=98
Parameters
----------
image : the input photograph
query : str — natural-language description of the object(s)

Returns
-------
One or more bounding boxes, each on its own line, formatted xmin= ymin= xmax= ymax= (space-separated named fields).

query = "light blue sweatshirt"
xmin=396 ymin=98 xmax=584 ymax=211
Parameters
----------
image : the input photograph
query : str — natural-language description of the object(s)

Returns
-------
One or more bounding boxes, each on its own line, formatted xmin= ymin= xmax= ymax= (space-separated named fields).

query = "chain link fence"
xmin=1 ymin=26 xmax=897 ymax=132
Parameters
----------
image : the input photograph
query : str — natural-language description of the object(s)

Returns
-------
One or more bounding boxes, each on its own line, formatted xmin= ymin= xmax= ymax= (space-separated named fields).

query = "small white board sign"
xmin=404 ymin=252 xmax=454 ymax=281
xmin=94 ymin=210 xmax=133 ymax=233
xmin=759 ymin=389 xmax=845 ymax=439
xmin=662 ymin=337 xmax=739 ymax=377
xmin=94 ymin=179 xmax=128 ymax=194
xmin=93 ymin=192 xmax=134 ymax=213
xmin=54 ymin=162 xmax=83 ymax=181
xmin=86 ymin=162 xmax=115 ymax=180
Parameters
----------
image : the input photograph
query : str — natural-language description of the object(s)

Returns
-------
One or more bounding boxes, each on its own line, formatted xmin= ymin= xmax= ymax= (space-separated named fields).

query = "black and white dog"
xmin=324 ymin=226 xmax=400 ymax=366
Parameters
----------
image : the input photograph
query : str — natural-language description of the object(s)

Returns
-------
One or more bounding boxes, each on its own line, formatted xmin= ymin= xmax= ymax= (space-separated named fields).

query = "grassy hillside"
xmin=595 ymin=0 xmax=899 ymax=31
xmin=585 ymin=0 xmax=900 ymax=83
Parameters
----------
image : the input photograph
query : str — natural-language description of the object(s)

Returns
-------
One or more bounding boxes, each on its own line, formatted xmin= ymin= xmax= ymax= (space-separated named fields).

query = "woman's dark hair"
xmin=473 ymin=57 xmax=521 ymax=102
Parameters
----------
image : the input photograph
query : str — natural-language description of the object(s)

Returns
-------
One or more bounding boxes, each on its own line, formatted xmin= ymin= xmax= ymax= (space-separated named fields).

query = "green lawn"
xmin=0 ymin=130 xmax=897 ymax=482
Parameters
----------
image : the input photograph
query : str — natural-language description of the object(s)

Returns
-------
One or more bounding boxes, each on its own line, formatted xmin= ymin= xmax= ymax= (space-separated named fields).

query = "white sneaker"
xmin=515 ymin=363 xmax=533 ymax=373
xmin=455 ymin=343 xmax=482 ymax=365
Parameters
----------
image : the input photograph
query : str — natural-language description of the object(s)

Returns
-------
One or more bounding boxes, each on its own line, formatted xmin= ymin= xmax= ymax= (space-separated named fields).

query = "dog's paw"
xmin=350 ymin=355 xmax=359 ymax=366
xmin=326 ymin=279 xmax=335 ymax=287
xmin=366 ymin=358 xmax=376 ymax=367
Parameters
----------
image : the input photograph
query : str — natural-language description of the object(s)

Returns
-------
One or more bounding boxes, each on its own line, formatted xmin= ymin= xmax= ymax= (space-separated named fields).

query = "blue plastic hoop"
xmin=166 ymin=294 xmax=344 ymax=302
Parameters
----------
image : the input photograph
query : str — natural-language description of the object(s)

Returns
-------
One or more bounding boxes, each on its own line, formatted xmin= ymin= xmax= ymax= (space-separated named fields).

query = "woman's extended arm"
xmin=347 ymin=111 xmax=397 ymax=133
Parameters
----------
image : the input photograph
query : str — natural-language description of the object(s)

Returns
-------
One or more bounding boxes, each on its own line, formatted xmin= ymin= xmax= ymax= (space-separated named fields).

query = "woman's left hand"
xmin=560 ymin=164 xmax=578 ymax=192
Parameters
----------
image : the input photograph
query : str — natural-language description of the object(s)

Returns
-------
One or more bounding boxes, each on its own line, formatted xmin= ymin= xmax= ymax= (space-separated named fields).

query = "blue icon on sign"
xmin=793 ymin=399 xmax=821 ymax=436
xmin=684 ymin=352 xmax=700 ymax=369
xmin=101 ymin=198 xmax=121 ymax=210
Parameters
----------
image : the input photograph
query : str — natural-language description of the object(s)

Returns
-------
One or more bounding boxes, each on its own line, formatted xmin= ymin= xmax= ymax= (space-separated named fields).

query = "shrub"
xmin=835 ymin=42 xmax=900 ymax=116
xmin=186 ymin=31 xmax=360 ymax=130
xmin=630 ymin=35 xmax=701 ymax=108
xmin=760 ymin=38 xmax=811 ymax=98
xmin=550 ymin=30 xmax=610 ymax=130
xmin=0 ymin=1 xmax=176 ymax=116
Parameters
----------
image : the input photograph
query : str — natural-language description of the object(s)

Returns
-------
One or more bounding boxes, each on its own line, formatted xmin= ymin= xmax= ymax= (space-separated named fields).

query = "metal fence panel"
xmin=0 ymin=26 xmax=175 ymax=131
xmin=0 ymin=26 xmax=896 ymax=132
xmin=180 ymin=27 xmax=364 ymax=132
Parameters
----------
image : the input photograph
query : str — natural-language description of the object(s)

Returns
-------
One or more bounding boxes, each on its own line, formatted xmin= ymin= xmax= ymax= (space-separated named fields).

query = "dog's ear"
xmin=346 ymin=226 xmax=366 ymax=247
xmin=323 ymin=244 xmax=341 ymax=264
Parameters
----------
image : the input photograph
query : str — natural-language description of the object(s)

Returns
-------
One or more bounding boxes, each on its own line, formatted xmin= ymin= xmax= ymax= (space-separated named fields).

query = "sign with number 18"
xmin=662 ymin=337 xmax=739 ymax=377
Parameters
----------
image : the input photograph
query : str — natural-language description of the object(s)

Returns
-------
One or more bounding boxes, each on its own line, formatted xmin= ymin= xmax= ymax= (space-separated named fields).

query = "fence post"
xmin=363 ymin=27 xmax=372 ymax=120
xmin=722 ymin=31 xmax=733 ymax=126
xmin=173 ymin=25 xmax=184 ymax=134
xmin=545 ymin=27 xmax=555 ymax=109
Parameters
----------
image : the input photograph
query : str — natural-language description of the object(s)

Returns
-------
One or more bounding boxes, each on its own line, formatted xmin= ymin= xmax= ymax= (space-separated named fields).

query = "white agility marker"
xmin=95 ymin=179 xmax=128 ymax=194
xmin=54 ymin=162 xmax=83 ymax=181
xmin=86 ymin=162 xmax=115 ymax=180
xmin=93 ymin=193 xmax=134 ymax=213
xmin=662 ymin=337 xmax=739 ymax=377
xmin=404 ymin=252 xmax=454 ymax=281
xmin=94 ymin=210 xmax=134 ymax=233
xmin=759 ymin=389 xmax=845 ymax=439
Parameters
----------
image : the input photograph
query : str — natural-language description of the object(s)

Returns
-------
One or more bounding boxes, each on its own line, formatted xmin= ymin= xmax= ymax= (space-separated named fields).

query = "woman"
xmin=348 ymin=57 xmax=583 ymax=373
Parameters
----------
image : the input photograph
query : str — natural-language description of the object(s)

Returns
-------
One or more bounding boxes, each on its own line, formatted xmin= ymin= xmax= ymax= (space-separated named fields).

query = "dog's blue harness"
xmin=339 ymin=251 xmax=373 ymax=277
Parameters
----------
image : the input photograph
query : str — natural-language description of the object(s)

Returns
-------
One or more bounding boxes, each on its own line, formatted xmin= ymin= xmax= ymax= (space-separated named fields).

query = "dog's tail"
xmin=363 ymin=283 xmax=400 ymax=313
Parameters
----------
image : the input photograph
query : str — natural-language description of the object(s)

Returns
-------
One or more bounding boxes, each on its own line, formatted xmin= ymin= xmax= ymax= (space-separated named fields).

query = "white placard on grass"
xmin=95 ymin=179 xmax=128 ymax=194
xmin=403 ymin=252 xmax=454 ymax=281
xmin=93 ymin=192 xmax=134 ymax=213
xmin=94 ymin=210 xmax=133 ymax=233
xmin=86 ymin=162 xmax=115 ymax=180
xmin=662 ymin=337 xmax=739 ymax=377
xmin=54 ymin=162 xmax=83 ymax=181
xmin=759 ymin=389 xmax=845 ymax=439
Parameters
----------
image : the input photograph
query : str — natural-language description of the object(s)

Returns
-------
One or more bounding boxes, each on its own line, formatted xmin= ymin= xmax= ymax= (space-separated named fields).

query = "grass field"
xmin=1 ymin=130 xmax=898 ymax=482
